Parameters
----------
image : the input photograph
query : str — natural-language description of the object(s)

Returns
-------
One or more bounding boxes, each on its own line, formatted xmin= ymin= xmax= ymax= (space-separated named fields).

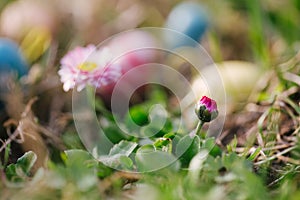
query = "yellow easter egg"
xmin=192 ymin=61 xmax=262 ymax=110
xmin=218 ymin=61 xmax=262 ymax=102
xmin=21 ymin=27 xmax=51 ymax=63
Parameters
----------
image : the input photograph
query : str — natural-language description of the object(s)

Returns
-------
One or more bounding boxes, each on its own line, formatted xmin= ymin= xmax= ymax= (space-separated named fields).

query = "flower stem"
xmin=195 ymin=121 xmax=205 ymax=139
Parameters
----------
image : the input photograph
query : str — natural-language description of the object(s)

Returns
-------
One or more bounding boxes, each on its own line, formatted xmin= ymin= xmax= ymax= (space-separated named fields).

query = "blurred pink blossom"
xmin=97 ymin=31 xmax=158 ymax=101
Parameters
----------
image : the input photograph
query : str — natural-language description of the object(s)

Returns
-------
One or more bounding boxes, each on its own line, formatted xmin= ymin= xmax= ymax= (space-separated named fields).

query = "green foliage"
xmin=57 ymin=150 xmax=98 ymax=191
xmin=135 ymin=145 xmax=180 ymax=172
xmin=136 ymin=151 xmax=269 ymax=200
xmin=103 ymin=125 xmax=132 ymax=144
xmin=246 ymin=0 xmax=270 ymax=68
xmin=5 ymin=151 xmax=37 ymax=184
xmin=0 ymin=143 xmax=11 ymax=170
xmin=126 ymin=104 xmax=150 ymax=127
xmin=2 ymin=80 xmax=300 ymax=199
xmin=101 ymin=140 xmax=137 ymax=170
xmin=176 ymin=135 xmax=200 ymax=167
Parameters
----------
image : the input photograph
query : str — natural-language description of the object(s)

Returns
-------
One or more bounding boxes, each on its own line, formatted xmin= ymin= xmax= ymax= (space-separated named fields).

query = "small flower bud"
xmin=195 ymin=96 xmax=218 ymax=122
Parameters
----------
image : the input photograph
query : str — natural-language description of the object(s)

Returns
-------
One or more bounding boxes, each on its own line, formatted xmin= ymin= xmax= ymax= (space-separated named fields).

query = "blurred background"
xmin=1 ymin=0 xmax=300 ymax=162
xmin=0 ymin=0 xmax=300 ymax=197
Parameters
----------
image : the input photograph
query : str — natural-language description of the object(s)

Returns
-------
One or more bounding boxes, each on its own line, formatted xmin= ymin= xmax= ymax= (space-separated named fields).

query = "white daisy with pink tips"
xmin=58 ymin=45 xmax=121 ymax=92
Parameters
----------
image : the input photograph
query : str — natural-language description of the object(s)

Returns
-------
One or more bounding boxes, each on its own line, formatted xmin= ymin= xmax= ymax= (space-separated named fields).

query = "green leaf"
xmin=5 ymin=164 xmax=23 ymax=183
xmin=135 ymin=146 xmax=179 ymax=172
xmin=140 ymin=104 xmax=170 ymax=138
xmin=97 ymin=162 xmax=113 ymax=179
xmin=227 ymin=135 xmax=238 ymax=153
xmin=202 ymin=137 xmax=222 ymax=157
xmin=153 ymin=138 xmax=171 ymax=148
xmin=16 ymin=151 xmax=37 ymax=174
xmin=119 ymin=155 xmax=134 ymax=170
xmin=125 ymin=103 xmax=172 ymax=138
xmin=137 ymin=144 xmax=156 ymax=153
xmin=103 ymin=125 xmax=132 ymax=144
xmin=63 ymin=150 xmax=98 ymax=191
xmin=125 ymin=105 xmax=149 ymax=128
xmin=100 ymin=140 xmax=137 ymax=170
xmin=109 ymin=140 xmax=138 ymax=157
xmin=62 ymin=131 xmax=84 ymax=149
xmin=175 ymin=135 xmax=200 ymax=167
xmin=0 ymin=143 xmax=11 ymax=169
xmin=142 ymin=125 xmax=165 ymax=138
xmin=5 ymin=151 xmax=37 ymax=183
xmin=163 ymin=132 xmax=176 ymax=139
xmin=222 ymin=153 xmax=252 ymax=172
xmin=247 ymin=147 xmax=262 ymax=161
xmin=64 ymin=149 xmax=94 ymax=166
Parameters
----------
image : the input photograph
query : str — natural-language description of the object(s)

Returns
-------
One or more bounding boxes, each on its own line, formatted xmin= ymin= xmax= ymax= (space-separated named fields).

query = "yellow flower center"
xmin=77 ymin=62 xmax=97 ymax=71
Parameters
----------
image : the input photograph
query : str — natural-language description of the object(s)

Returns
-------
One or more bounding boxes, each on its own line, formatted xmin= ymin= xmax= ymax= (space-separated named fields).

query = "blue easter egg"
xmin=0 ymin=38 xmax=28 ymax=77
xmin=165 ymin=2 xmax=208 ymax=48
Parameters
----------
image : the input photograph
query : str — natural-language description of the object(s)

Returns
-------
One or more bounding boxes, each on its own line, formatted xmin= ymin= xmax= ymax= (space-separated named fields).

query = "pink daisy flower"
xmin=195 ymin=96 xmax=218 ymax=122
xmin=58 ymin=45 xmax=121 ymax=92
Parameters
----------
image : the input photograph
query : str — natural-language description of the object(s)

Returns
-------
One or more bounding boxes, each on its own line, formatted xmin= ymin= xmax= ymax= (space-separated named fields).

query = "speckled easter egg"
xmin=0 ymin=38 xmax=28 ymax=77
xmin=165 ymin=2 xmax=208 ymax=48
